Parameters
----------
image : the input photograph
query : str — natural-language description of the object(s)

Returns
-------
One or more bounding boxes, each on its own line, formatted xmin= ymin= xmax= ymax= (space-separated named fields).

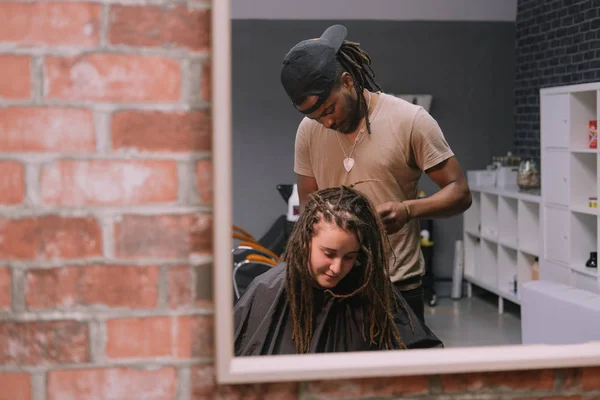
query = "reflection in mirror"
xmin=226 ymin=1 xmax=600 ymax=359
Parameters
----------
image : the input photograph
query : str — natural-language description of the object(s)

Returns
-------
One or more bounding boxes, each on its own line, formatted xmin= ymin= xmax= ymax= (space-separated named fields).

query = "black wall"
xmin=514 ymin=0 xmax=600 ymax=161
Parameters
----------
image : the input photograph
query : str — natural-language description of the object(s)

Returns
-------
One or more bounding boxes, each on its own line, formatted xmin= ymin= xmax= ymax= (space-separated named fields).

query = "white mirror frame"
xmin=211 ymin=0 xmax=600 ymax=385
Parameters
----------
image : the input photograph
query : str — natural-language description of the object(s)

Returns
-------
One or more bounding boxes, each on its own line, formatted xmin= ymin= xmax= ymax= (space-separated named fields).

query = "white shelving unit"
xmin=463 ymin=185 xmax=542 ymax=313
xmin=539 ymin=82 xmax=600 ymax=295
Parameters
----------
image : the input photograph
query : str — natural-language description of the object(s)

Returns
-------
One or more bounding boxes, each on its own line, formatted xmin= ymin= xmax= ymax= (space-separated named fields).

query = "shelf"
xmin=569 ymin=212 xmax=597 ymax=271
xmin=464 ymin=191 xmax=481 ymax=235
xmin=481 ymin=193 xmax=499 ymax=241
xmin=498 ymin=197 xmax=518 ymax=248
xmin=569 ymin=91 xmax=597 ymax=150
xmin=572 ymin=269 xmax=599 ymax=294
xmin=518 ymin=200 xmax=540 ymax=256
xmin=498 ymin=245 xmax=518 ymax=296
xmin=570 ymin=148 xmax=598 ymax=153
xmin=463 ymin=233 xmax=480 ymax=278
xmin=570 ymin=263 xmax=598 ymax=278
xmin=540 ymin=258 xmax=573 ymax=284
xmin=469 ymin=185 xmax=541 ymax=203
xmin=572 ymin=204 xmax=599 ymax=216
xmin=540 ymin=83 xmax=600 ymax=296
xmin=517 ymin=252 xmax=538 ymax=289
xmin=570 ymin=152 xmax=597 ymax=209
xmin=479 ymin=238 xmax=498 ymax=287
xmin=464 ymin=275 xmax=520 ymax=306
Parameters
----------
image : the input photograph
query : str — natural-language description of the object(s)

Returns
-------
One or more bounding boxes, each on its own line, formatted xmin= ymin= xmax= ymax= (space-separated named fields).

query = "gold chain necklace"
xmin=335 ymin=91 xmax=371 ymax=172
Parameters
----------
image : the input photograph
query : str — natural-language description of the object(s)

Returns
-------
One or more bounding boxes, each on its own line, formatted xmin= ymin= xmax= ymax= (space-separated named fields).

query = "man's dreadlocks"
xmin=281 ymin=180 xmax=413 ymax=354
xmin=336 ymin=41 xmax=383 ymax=134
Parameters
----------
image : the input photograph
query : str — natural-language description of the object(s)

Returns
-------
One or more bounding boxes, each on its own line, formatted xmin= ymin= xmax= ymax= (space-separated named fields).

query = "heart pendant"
xmin=343 ymin=157 xmax=355 ymax=172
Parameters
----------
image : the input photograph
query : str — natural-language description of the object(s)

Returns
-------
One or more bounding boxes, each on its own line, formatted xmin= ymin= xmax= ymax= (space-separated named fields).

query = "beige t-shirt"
xmin=294 ymin=92 xmax=454 ymax=289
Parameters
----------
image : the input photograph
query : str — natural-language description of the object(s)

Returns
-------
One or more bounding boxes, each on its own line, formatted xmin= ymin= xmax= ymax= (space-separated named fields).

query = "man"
xmin=280 ymin=24 xmax=472 ymax=323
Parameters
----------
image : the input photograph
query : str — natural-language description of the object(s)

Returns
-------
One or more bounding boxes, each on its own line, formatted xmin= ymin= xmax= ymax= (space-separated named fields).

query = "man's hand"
xmin=376 ymin=201 xmax=410 ymax=235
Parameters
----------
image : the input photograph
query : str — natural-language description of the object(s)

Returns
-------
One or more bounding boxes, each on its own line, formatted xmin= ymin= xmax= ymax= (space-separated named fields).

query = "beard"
xmin=336 ymin=92 xmax=363 ymax=134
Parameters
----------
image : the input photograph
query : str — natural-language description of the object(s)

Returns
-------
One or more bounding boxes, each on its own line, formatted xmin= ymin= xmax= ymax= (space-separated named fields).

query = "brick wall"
xmin=514 ymin=0 xmax=600 ymax=161
xmin=0 ymin=1 xmax=599 ymax=399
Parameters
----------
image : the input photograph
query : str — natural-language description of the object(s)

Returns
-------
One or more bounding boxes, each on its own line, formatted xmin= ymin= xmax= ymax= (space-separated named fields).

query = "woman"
xmin=234 ymin=182 xmax=443 ymax=356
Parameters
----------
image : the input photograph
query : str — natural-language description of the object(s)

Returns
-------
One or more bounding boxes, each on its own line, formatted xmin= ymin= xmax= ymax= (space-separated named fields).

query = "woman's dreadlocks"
xmin=336 ymin=41 xmax=383 ymax=135
xmin=281 ymin=180 xmax=413 ymax=354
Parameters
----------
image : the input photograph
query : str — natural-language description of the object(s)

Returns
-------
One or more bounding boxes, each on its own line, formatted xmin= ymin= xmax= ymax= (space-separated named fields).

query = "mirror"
xmin=213 ymin=0 xmax=600 ymax=384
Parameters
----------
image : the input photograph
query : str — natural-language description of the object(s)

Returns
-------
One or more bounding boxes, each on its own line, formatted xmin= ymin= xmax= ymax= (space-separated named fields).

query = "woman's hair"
xmin=281 ymin=180 xmax=412 ymax=353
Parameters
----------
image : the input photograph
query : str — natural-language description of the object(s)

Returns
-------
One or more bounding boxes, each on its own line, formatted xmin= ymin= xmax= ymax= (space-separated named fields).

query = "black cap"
xmin=280 ymin=24 xmax=347 ymax=114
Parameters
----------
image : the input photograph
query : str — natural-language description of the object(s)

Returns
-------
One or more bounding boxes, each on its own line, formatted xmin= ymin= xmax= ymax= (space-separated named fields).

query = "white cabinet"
xmin=540 ymin=93 xmax=569 ymax=149
xmin=539 ymin=82 xmax=600 ymax=295
xmin=542 ymin=150 xmax=569 ymax=206
xmin=543 ymin=206 xmax=569 ymax=265
xmin=462 ymin=186 xmax=542 ymax=312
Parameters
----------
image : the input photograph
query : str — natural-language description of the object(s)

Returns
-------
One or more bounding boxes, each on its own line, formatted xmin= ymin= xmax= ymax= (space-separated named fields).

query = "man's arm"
xmin=376 ymin=156 xmax=472 ymax=234
xmin=405 ymin=156 xmax=472 ymax=219
xmin=296 ymin=173 xmax=319 ymax=214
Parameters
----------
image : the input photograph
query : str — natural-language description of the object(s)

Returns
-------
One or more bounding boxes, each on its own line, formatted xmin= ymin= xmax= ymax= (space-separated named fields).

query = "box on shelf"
xmin=496 ymin=166 xmax=518 ymax=188
xmin=467 ymin=170 xmax=496 ymax=187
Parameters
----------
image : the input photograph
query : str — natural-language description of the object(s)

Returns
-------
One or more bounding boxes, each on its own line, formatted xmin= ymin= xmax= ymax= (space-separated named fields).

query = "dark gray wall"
xmin=232 ymin=19 xmax=516 ymax=280
xmin=513 ymin=0 xmax=600 ymax=163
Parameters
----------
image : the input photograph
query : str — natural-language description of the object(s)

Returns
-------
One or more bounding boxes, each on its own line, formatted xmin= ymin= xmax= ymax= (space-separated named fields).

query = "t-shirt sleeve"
xmin=410 ymin=108 xmax=454 ymax=171
xmin=294 ymin=119 xmax=314 ymax=177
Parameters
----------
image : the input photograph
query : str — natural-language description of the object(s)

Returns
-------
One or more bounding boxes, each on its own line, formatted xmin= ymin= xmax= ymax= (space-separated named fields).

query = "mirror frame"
xmin=211 ymin=0 xmax=600 ymax=385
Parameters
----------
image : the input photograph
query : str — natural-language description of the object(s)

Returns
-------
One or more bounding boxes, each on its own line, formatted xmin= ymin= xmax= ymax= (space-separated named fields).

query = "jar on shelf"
xmin=517 ymin=159 xmax=540 ymax=190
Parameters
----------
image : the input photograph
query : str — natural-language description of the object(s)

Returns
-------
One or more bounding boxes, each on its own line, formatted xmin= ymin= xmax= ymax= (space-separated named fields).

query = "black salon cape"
xmin=234 ymin=263 xmax=443 ymax=356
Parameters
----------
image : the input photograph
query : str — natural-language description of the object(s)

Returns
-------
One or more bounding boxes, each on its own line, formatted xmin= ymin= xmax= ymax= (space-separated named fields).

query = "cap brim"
xmin=320 ymin=24 xmax=347 ymax=51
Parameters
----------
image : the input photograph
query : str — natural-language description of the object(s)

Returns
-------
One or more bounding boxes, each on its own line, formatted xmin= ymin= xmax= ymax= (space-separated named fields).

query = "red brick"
xmin=191 ymin=366 xmax=299 ymax=400
xmin=0 ymin=161 xmax=25 ymax=205
xmin=202 ymin=61 xmax=211 ymax=102
xmin=111 ymin=110 xmax=211 ymax=153
xmin=517 ymin=397 xmax=582 ymax=400
xmin=169 ymin=265 xmax=193 ymax=308
xmin=307 ymin=376 xmax=429 ymax=398
xmin=0 ymin=107 xmax=95 ymax=153
xmin=582 ymin=366 xmax=600 ymax=390
xmin=0 ymin=216 xmax=102 ymax=261
xmin=106 ymin=317 xmax=171 ymax=359
xmin=0 ymin=320 xmax=89 ymax=365
xmin=195 ymin=263 xmax=213 ymax=305
xmin=114 ymin=214 xmax=212 ymax=260
xmin=196 ymin=160 xmax=212 ymax=205
xmin=0 ymin=268 xmax=11 ymax=310
xmin=191 ymin=366 xmax=215 ymax=399
xmin=177 ymin=315 xmax=213 ymax=358
xmin=0 ymin=3 xmax=100 ymax=47
xmin=45 ymin=54 xmax=180 ymax=102
xmin=47 ymin=367 xmax=176 ymax=400
xmin=106 ymin=315 xmax=211 ymax=359
xmin=25 ymin=265 xmax=159 ymax=309
xmin=109 ymin=5 xmax=210 ymax=51
xmin=0 ymin=372 xmax=31 ymax=400
xmin=0 ymin=55 xmax=30 ymax=99
xmin=440 ymin=370 xmax=554 ymax=392
xmin=40 ymin=160 xmax=179 ymax=206
xmin=561 ymin=368 xmax=582 ymax=389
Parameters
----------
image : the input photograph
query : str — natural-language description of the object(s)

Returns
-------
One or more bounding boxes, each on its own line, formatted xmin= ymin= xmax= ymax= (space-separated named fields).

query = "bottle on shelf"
xmin=532 ymin=257 xmax=539 ymax=280
xmin=287 ymin=184 xmax=300 ymax=222
xmin=586 ymin=252 xmax=597 ymax=269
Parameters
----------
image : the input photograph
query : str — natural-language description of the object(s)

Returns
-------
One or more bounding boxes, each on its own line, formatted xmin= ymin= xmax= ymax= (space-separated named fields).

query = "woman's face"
xmin=309 ymin=221 xmax=360 ymax=289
